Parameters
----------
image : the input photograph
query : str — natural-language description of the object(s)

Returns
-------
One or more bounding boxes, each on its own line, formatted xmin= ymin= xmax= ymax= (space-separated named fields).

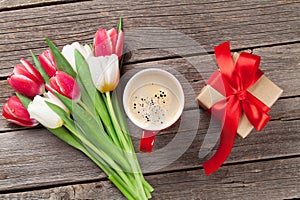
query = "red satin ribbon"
xmin=202 ymin=42 xmax=271 ymax=175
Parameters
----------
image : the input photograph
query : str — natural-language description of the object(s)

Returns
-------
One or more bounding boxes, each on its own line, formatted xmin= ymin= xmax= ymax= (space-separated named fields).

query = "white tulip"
xmin=62 ymin=42 xmax=93 ymax=72
xmin=87 ymin=54 xmax=120 ymax=93
xmin=28 ymin=93 xmax=69 ymax=129
xmin=44 ymin=92 xmax=69 ymax=114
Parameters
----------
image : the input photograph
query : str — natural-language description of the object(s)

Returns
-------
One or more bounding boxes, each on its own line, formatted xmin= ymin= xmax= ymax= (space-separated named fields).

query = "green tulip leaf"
xmin=117 ymin=17 xmax=122 ymax=32
xmin=46 ymin=104 xmax=139 ymax=199
xmin=16 ymin=93 xmax=32 ymax=109
xmin=89 ymin=44 xmax=94 ymax=52
xmin=45 ymin=38 xmax=77 ymax=78
xmin=74 ymin=49 xmax=99 ymax=102
xmin=74 ymin=49 xmax=115 ymax=140
xmin=52 ymin=93 xmax=111 ymax=147
xmin=48 ymin=126 xmax=86 ymax=152
xmin=50 ymin=93 xmax=130 ymax=170
xmin=76 ymin=79 xmax=103 ymax=127
xmin=112 ymin=91 xmax=128 ymax=134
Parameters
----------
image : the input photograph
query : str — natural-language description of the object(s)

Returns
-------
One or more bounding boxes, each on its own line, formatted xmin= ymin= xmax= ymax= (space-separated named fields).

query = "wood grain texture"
xmin=0 ymin=0 xmax=299 ymax=76
xmin=0 ymin=0 xmax=86 ymax=10
xmin=149 ymin=157 xmax=300 ymax=200
xmin=0 ymin=111 xmax=299 ymax=191
xmin=0 ymin=0 xmax=299 ymax=198
xmin=1 ymin=44 xmax=299 ymax=132
xmin=1 ymin=157 xmax=299 ymax=200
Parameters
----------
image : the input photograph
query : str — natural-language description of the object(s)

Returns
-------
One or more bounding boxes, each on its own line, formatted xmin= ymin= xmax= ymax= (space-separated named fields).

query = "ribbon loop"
xmin=235 ymin=52 xmax=262 ymax=89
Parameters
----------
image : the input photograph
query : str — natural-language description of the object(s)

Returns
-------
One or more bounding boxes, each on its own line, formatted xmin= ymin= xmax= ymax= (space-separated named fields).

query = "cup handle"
xmin=140 ymin=130 xmax=157 ymax=153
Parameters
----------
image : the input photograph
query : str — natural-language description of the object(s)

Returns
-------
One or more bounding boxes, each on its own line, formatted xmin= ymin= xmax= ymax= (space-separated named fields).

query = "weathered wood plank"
xmin=0 ymin=0 xmax=86 ymax=10
xmin=253 ymin=43 xmax=300 ymax=98
xmin=0 ymin=90 xmax=298 ymax=132
xmin=0 ymin=129 xmax=103 ymax=192
xmin=0 ymin=2 xmax=299 ymax=197
xmin=0 ymin=110 xmax=299 ymax=191
xmin=150 ymin=157 xmax=300 ymax=200
xmin=149 ymin=116 xmax=300 ymax=172
xmin=1 ymin=44 xmax=299 ymax=132
xmin=0 ymin=0 xmax=299 ymax=76
xmin=1 ymin=157 xmax=299 ymax=199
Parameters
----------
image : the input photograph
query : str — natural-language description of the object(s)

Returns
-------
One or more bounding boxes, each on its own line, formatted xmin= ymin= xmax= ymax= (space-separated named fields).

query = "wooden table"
xmin=0 ymin=0 xmax=299 ymax=199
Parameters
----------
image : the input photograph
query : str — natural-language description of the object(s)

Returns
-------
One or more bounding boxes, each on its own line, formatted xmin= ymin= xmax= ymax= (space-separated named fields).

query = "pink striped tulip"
xmin=8 ymin=59 xmax=45 ymax=98
xmin=46 ymin=71 xmax=81 ymax=102
xmin=39 ymin=49 xmax=57 ymax=77
xmin=2 ymin=96 xmax=38 ymax=127
xmin=94 ymin=28 xmax=124 ymax=60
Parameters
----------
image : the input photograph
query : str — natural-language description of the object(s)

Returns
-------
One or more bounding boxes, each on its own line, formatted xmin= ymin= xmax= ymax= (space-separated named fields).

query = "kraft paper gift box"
xmin=197 ymin=52 xmax=283 ymax=138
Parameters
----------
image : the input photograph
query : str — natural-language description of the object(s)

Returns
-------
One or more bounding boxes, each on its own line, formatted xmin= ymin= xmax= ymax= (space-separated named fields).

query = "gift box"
xmin=197 ymin=42 xmax=283 ymax=175
xmin=197 ymin=52 xmax=283 ymax=138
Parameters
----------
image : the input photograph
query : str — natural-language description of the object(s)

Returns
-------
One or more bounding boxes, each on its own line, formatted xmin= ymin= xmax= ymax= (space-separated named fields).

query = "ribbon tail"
xmin=202 ymin=97 xmax=241 ymax=175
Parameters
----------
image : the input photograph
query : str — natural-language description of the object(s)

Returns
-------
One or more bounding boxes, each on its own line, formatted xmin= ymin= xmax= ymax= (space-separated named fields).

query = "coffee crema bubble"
xmin=128 ymin=82 xmax=181 ymax=129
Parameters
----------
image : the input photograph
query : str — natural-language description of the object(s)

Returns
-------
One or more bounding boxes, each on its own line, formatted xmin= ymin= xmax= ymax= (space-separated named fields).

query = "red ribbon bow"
xmin=202 ymin=42 xmax=271 ymax=175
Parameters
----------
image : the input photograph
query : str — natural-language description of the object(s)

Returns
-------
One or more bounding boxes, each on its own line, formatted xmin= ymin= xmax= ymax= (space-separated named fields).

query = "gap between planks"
xmin=0 ymin=156 xmax=299 ymax=199
xmin=0 ymin=153 xmax=299 ymax=195
xmin=0 ymin=0 xmax=92 ymax=12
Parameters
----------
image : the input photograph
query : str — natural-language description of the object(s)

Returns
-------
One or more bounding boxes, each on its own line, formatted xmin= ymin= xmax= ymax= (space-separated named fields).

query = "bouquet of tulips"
xmin=2 ymin=19 xmax=153 ymax=199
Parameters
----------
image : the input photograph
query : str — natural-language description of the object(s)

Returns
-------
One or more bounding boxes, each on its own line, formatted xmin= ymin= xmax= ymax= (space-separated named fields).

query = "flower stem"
xmin=105 ymin=91 xmax=147 ymax=199
xmin=94 ymin=94 xmax=122 ymax=147
xmin=109 ymin=176 xmax=135 ymax=200
xmin=83 ymin=147 xmax=137 ymax=200
xmin=105 ymin=91 xmax=127 ymax=149
xmin=111 ymin=91 xmax=154 ymax=196
xmin=79 ymin=99 xmax=121 ymax=146
xmin=64 ymin=123 xmax=136 ymax=192
xmin=75 ymin=141 xmax=136 ymax=200
xmin=78 ymin=100 xmax=103 ymax=129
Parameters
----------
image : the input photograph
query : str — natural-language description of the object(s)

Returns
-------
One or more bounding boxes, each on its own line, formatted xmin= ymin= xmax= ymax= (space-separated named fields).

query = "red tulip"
xmin=94 ymin=28 xmax=124 ymax=59
xmin=2 ymin=96 xmax=38 ymax=127
xmin=46 ymin=71 xmax=81 ymax=102
xmin=39 ymin=49 xmax=57 ymax=77
xmin=8 ymin=59 xmax=45 ymax=98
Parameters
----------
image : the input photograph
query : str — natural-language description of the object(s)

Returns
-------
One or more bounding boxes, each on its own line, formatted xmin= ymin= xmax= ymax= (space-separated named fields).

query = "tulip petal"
xmin=94 ymin=29 xmax=114 ymax=57
xmin=44 ymin=92 xmax=69 ymax=114
xmin=39 ymin=50 xmax=57 ymax=77
xmin=6 ymin=96 xmax=31 ymax=119
xmin=62 ymin=42 xmax=93 ymax=73
xmin=104 ymin=54 xmax=120 ymax=90
xmin=54 ymin=75 xmax=70 ymax=99
xmin=87 ymin=56 xmax=106 ymax=91
xmin=28 ymin=95 xmax=64 ymax=129
xmin=2 ymin=114 xmax=38 ymax=126
xmin=2 ymin=110 xmax=38 ymax=126
xmin=13 ymin=64 xmax=39 ymax=84
xmin=87 ymin=54 xmax=119 ymax=93
xmin=8 ymin=75 xmax=44 ymax=98
xmin=9 ymin=59 xmax=45 ymax=98
xmin=2 ymin=96 xmax=38 ymax=127
xmin=62 ymin=44 xmax=77 ymax=72
xmin=20 ymin=58 xmax=44 ymax=84
xmin=48 ymin=71 xmax=81 ymax=102
xmin=116 ymin=30 xmax=124 ymax=59
xmin=84 ymin=44 xmax=93 ymax=57
xmin=108 ymin=28 xmax=118 ymax=54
